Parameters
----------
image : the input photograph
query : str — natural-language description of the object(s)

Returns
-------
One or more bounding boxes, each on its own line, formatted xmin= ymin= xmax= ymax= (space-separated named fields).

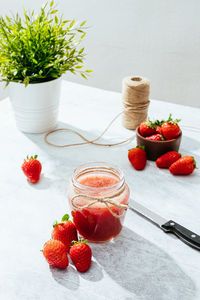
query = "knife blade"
xmin=129 ymin=200 xmax=200 ymax=250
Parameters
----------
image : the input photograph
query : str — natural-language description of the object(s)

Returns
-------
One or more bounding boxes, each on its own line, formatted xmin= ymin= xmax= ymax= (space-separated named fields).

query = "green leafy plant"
xmin=0 ymin=0 xmax=92 ymax=86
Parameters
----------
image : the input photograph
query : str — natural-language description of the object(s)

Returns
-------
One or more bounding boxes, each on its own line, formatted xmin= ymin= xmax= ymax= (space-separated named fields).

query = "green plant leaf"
xmin=80 ymin=20 xmax=86 ymax=27
xmin=50 ymin=9 xmax=58 ymax=14
xmin=24 ymin=77 xmax=29 ymax=87
xmin=0 ymin=2 xmax=90 ymax=85
xmin=81 ymin=73 xmax=87 ymax=79
xmin=69 ymin=19 xmax=75 ymax=28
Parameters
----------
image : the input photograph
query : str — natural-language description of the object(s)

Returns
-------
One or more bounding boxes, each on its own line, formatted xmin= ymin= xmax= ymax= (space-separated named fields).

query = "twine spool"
xmin=122 ymin=76 xmax=150 ymax=130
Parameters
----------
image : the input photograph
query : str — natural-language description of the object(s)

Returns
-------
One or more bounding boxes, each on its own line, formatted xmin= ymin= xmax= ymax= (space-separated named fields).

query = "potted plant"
xmin=0 ymin=1 xmax=91 ymax=133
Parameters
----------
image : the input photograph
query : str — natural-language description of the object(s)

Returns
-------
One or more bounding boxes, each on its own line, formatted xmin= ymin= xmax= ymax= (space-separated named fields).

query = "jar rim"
xmin=71 ymin=162 xmax=125 ymax=192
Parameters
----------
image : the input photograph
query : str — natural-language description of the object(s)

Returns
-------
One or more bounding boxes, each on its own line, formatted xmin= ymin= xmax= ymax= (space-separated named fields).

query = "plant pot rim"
xmin=8 ymin=76 xmax=62 ymax=86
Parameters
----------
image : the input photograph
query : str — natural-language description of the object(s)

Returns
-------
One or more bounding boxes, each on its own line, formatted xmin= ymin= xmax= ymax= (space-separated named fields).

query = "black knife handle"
xmin=161 ymin=220 xmax=200 ymax=250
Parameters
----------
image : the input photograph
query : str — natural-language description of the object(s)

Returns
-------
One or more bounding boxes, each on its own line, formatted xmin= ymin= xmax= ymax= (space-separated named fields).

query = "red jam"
xmin=67 ymin=163 xmax=130 ymax=242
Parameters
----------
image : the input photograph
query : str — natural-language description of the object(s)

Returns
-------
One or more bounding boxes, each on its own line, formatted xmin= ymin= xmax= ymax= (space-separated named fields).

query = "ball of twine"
xmin=122 ymin=76 xmax=150 ymax=130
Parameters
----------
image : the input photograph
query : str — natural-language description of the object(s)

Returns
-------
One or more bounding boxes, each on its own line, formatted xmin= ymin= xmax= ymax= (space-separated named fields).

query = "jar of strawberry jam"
xmin=67 ymin=162 xmax=130 ymax=242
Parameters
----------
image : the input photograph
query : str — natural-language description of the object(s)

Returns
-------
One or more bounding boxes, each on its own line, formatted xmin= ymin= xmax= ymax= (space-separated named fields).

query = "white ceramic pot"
xmin=9 ymin=77 xmax=61 ymax=133
xmin=0 ymin=82 xmax=8 ymax=100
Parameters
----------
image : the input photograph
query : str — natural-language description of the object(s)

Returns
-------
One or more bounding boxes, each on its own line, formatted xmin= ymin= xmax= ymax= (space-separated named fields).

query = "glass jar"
xmin=67 ymin=162 xmax=130 ymax=242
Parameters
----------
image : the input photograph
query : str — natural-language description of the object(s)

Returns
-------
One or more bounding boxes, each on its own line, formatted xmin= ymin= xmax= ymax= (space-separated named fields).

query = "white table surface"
xmin=0 ymin=80 xmax=200 ymax=300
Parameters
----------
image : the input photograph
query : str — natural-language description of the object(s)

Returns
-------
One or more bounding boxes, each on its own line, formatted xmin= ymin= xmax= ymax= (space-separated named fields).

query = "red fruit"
xmin=69 ymin=241 xmax=92 ymax=272
xmin=52 ymin=214 xmax=78 ymax=251
xmin=128 ymin=146 xmax=147 ymax=170
xmin=139 ymin=120 xmax=157 ymax=137
xmin=169 ymin=156 xmax=196 ymax=175
xmin=156 ymin=151 xmax=181 ymax=168
xmin=22 ymin=155 xmax=42 ymax=183
xmin=146 ymin=134 xmax=164 ymax=141
xmin=156 ymin=126 xmax=162 ymax=134
xmin=72 ymin=209 xmax=122 ymax=242
xmin=161 ymin=114 xmax=181 ymax=140
xmin=43 ymin=240 xmax=69 ymax=269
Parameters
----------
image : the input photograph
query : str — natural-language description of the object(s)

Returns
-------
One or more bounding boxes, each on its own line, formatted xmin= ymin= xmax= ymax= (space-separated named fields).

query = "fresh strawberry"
xmin=146 ymin=134 xmax=165 ymax=141
xmin=156 ymin=151 xmax=181 ymax=168
xmin=52 ymin=214 xmax=78 ymax=251
xmin=156 ymin=126 xmax=162 ymax=134
xmin=161 ymin=114 xmax=181 ymax=140
xmin=69 ymin=240 xmax=92 ymax=272
xmin=128 ymin=145 xmax=147 ymax=170
xmin=22 ymin=155 xmax=42 ymax=183
xmin=169 ymin=156 xmax=196 ymax=175
xmin=139 ymin=120 xmax=157 ymax=137
xmin=42 ymin=240 xmax=69 ymax=269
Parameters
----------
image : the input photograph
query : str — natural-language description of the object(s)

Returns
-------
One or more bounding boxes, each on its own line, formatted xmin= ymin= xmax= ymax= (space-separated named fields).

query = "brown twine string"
xmin=122 ymin=76 xmax=150 ymax=130
xmin=71 ymin=183 xmax=128 ymax=219
xmin=44 ymin=112 xmax=136 ymax=148
xmin=44 ymin=72 xmax=200 ymax=148
xmin=44 ymin=114 xmax=200 ymax=149
xmin=44 ymin=76 xmax=151 ymax=148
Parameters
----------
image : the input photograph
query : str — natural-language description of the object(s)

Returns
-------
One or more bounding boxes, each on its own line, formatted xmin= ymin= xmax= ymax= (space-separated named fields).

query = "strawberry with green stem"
xmin=69 ymin=240 xmax=92 ymax=272
xmin=139 ymin=119 xmax=157 ymax=137
xmin=52 ymin=214 xmax=78 ymax=251
xmin=169 ymin=156 xmax=196 ymax=175
xmin=161 ymin=114 xmax=181 ymax=140
xmin=128 ymin=145 xmax=147 ymax=170
xmin=21 ymin=154 xmax=42 ymax=183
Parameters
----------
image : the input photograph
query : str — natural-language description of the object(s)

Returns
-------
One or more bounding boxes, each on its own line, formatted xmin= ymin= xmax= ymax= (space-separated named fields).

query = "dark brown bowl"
xmin=136 ymin=127 xmax=182 ymax=161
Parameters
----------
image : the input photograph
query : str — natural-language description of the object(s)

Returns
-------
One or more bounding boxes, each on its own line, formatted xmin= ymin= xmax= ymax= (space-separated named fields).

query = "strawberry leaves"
xmin=146 ymin=114 xmax=181 ymax=128
xmin=71 ymin=239 xmax=88 ymax=246
xmin=53 ymin=214 xmax=71 ymax=228
xmin=166 ymin=113 xmax=181 ymax=124
xmin=25 ymin=154 xmax=38 ymax=161
xmin=146 ymin=118 xmax=157 ymax=129
xmin=62 ymin=214 xmax=70 ymax=222
xmin=136 ymin=145 xmax=146 ymax=151
xmin=53 ymin=221 xmax=59 ymax=228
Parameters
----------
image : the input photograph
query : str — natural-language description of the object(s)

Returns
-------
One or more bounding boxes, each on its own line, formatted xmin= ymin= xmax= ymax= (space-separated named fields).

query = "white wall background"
xmin=0 ymin=0 xmax=200 ymax=107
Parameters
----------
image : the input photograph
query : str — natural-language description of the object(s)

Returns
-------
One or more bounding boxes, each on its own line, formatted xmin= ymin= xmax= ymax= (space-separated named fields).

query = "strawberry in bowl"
xmin=136 ymin=115 xmax=182 ymax=161
xmin=161 ymin=114 xmax=181 ymax=140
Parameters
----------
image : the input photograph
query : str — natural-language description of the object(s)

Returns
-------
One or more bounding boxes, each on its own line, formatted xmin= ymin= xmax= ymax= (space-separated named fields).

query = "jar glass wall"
xmin=67 ymin=162 xmax=130 ymax=242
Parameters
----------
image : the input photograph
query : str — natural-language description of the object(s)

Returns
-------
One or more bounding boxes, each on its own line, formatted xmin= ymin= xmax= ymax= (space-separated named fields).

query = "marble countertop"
xmin=0 ymin=80 xmax=200 ymax=300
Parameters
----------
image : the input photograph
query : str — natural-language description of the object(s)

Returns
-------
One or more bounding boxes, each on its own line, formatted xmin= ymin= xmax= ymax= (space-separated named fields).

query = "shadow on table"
xmin=50 ymin=261 xmax=103 ymax=291
xmin=50 ymin=265 xmax=79 ymax=290
xmin=24 ymin=120 xmax=134 ymax=155
xmin=27 ymin=174 xmax=54 ymax=190
xmin=50 ymin=226 xmax=196 ymax=300
xmin=91 ymin=226 xmax=196 ymax=300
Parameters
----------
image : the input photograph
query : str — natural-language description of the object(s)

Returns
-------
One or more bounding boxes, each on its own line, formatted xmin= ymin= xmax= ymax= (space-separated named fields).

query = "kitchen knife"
xmin=129 ymin=200 xmax=200 ymax=250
